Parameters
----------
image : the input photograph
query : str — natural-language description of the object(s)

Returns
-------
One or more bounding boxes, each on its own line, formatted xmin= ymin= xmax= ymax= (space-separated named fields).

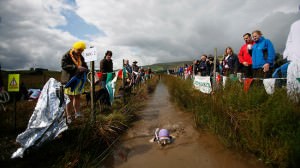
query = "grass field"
xmin=163 ymin=75 xmax=300 ymax=168
xmin=0 ymin=72 xmax=159 ymax=168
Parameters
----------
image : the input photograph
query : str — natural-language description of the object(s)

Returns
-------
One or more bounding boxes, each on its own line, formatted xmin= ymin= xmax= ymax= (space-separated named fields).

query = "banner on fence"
xmin=193 ymin=76 xmax=212 ymax=94
xmin=263 ymin=79 xmax=276 ymax=95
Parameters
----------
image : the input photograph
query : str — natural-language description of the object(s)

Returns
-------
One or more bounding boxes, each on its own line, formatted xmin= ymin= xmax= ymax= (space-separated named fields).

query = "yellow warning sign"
xmin=8 ymin=74 xmax=20 ymax=92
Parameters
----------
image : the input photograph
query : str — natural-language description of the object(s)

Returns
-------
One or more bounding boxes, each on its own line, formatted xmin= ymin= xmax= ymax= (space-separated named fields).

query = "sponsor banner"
xmin=193 ymin=76 xmax=212 ymax=94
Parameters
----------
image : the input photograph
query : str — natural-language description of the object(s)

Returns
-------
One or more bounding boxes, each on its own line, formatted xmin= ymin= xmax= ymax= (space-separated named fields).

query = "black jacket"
xmin=100 ymin=58 xmax=113 ymax=81
xmin=61 ymin=50 xmax=88 ymax=84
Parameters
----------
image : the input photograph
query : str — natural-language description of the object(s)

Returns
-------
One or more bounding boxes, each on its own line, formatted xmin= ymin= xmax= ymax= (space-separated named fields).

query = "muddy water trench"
xmin=102 ymin=81 xmax=265 ymax=168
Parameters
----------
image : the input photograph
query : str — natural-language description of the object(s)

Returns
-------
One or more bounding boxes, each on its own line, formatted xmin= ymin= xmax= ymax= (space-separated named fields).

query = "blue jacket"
xmin=252 ymin=36 xmax=275 ymax=69
xmin=272 ymin=62 xmax=289 ymax=78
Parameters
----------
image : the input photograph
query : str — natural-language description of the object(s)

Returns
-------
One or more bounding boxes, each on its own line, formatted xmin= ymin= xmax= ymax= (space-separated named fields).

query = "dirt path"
xmin=102 ymin=81 xmax=265 ymax=168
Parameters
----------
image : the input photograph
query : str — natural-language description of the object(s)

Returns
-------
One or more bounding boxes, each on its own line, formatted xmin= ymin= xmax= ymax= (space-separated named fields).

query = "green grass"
xmin=163 ymin=75 xmax=300 ymax=168
xmin=0 ymin=75 xmax=159 ymax=168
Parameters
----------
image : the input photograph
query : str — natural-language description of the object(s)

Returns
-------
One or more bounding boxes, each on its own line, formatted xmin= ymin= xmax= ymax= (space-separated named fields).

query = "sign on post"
xmin=82 ymin=47 xmax=97 ymax=123
xmin=82 ymin=48 xmax=98 ymax=62
xmin=8 ymin=74 xmax=20 ymax=131
xmin=8 ymin=74 xmax=20 ymax=92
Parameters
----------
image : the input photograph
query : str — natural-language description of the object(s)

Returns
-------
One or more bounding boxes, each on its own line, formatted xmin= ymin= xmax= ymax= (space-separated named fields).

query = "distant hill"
xmin=143 ymin=60 xmax=193 ymax=72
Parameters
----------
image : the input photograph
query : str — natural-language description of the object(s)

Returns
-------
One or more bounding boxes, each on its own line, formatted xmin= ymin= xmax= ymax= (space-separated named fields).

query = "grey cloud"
xmin=258 ymin=12 xmax=300 ymax=53
xmin=0 ymin=0 xmax=300 ymax=70
xmin=0 ymin=0 xmax=78 ymax=70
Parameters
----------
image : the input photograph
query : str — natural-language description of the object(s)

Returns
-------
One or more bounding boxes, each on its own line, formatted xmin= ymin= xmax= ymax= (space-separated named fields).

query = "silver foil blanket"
xmin=11 ymin=78 xmax=69 ymax=158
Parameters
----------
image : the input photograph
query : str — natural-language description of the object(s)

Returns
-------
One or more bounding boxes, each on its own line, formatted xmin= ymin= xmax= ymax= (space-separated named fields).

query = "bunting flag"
xmin=123 ymin=67 xmax=127 ymax=79
xmin=216 ymin=74 xmax=221 ymax=84
xmin=106 ymin=72 xmax=113 ymax=83
xmin=223 ymin=76 xmax=227 ymax=88
xmin=96 ymin=72 xmax=103 ymax=79
xmin=106 ymin=74 xmax=118 ymax=105
xmin=243 ymin=78 xmax=254 ymax=92
xmin=229 ymin=74 xmax=238 ymax=81
xmin=117 ymin=69 xmax=123 ymax=79
xmin=263 ymin=79 xmax=276 ymax=95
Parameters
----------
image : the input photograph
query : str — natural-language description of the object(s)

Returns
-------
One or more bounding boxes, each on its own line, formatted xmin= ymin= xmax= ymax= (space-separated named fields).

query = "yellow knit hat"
xmin=72 ymin=41 xmax=86 ymax=50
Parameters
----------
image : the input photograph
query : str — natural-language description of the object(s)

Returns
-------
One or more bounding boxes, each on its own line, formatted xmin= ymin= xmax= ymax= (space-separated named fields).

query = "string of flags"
xmin=193 ymin=75 xmax=294 ymax=95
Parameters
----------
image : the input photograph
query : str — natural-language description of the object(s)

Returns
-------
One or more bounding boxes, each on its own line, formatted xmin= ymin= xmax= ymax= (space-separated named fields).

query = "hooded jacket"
xmin=251 ymin=36 xmax=275 ymax=69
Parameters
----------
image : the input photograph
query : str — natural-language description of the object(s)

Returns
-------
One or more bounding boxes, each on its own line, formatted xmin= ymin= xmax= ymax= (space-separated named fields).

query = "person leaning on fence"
xmin=124 ymin=60 xmax=133 ymax=79
xmin=193 ymin=60 xmax=200 ymax=75
xmin=251 ymin=30 xmax=275 ymax=78
xmin=61 ymin=41 xmax=88 ymax=124
xmin=146 ymin=67 xmax=152 ymax=79
xmin=238 ymin=33 xmax=254 ymax=78
xmin=178 ymin=66 xmax=184 ymax=78
xmin=132 ymin=61 xmax=140 ymax=84
xmin=221 ymin=47 xmax=239 ymax=76
xmin=139 ymin=67 xmax=145 ymax=82
xmin=207 ymin=55 xmax=220 ymax=77
xmin=184 ymin=64 xmax=193 ymax=80
xmin=283 ymin=5 xmax=300 ymax=102
xmin=132 ymin=60 xmax=139 ymax=72
xmin=197 ymin=55 xmax=209 ymax=76
xmin=144 ymin=67 xmax=150 ymax=80
xmin=100 ymin=50 xmax=113 ymax=88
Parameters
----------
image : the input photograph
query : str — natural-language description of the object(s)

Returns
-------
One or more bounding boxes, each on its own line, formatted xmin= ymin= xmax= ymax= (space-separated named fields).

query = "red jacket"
xmin=238 ymin=42 xmax=254 ymax=65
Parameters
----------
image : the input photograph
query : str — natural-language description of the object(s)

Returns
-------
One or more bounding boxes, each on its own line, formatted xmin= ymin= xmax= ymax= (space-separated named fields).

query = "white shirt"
xmin=283 ymin=20 xmax=300 ymax=63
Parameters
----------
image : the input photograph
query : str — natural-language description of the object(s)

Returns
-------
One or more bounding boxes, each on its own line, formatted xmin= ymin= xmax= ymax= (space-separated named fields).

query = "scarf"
xmin=69 ymin=49 xmax=82 ymax=67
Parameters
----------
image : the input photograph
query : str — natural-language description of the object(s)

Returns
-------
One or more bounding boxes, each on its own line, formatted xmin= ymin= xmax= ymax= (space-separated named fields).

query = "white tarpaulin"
xmin=193 ymin=76 xmax=212 ymax=94
xmin=11 ymin=78 xmax=69 ymax=158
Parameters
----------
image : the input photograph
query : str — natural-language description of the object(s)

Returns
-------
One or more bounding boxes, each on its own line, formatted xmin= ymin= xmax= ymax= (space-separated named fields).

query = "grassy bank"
xmin=0 ymin=76 xmax=159 ymax=168
xmin=163 ymin=75 xmax=300 ymax=168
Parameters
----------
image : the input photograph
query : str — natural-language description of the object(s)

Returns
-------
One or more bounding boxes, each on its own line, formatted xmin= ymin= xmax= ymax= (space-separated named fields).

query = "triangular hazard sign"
xmin=10 ymin=77 xmax=18 ymax=88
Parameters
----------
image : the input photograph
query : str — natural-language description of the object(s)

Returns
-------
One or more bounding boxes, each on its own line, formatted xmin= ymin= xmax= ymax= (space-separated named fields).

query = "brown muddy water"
xmin=102 ymin=81 xmax=266 ymax=168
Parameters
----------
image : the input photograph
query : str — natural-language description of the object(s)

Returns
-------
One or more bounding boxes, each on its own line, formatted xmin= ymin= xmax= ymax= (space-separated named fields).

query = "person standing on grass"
xmin=61 ymin=41 xmax=88 ymax=124
xmin=132 ymin=61 xmax=140 ymax=84
xmin=99 ymin=50 xmax=113 ymax=88
xmin=251 ymin=30 xmax=275 ymax=78
xmin=283 ymin=5 xmax=300 ymax=101
xmin=221 ymin=47 xmax=239 ymax=76
xmin=132 ymin=60 xmax=139 ymax=72
xmin=124 ymin=59 xmax=133 ymax=79
xmin=147 ymin=67 xmax=152 ymax=79
xmin=238 ymin=33 xmax=254 ymax=78
xmin=198 ymin=55 xmax=209 ymax=76
xmin=207 ymin=55 xmax=220 ymax=77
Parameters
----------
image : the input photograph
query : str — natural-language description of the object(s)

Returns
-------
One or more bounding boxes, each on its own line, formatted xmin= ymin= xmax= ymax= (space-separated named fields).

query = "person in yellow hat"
xmin=61 ymin=41 xmax=88 ymax=124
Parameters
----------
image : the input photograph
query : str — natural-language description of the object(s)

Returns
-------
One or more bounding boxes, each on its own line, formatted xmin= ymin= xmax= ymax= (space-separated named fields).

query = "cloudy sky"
xmin=0 ymin=0 xmax=299 ymax=70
